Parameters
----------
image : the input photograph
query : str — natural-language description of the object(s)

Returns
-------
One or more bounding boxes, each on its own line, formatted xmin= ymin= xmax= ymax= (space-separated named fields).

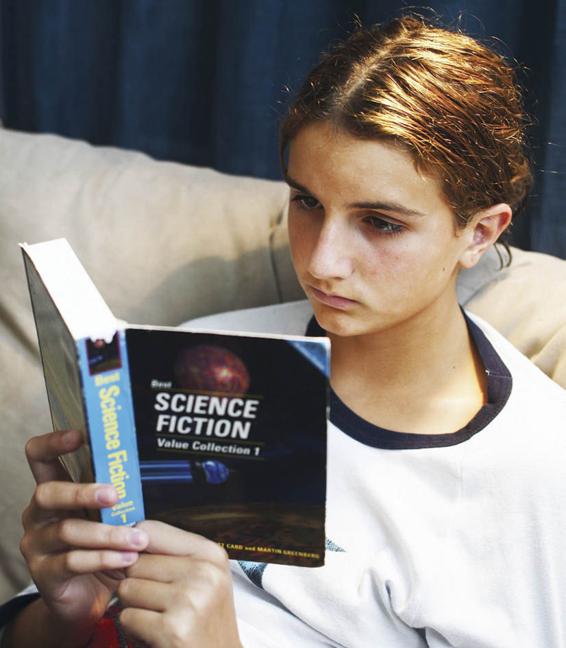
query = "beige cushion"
xmin=464 ymin=247 xmax=566 ymax=388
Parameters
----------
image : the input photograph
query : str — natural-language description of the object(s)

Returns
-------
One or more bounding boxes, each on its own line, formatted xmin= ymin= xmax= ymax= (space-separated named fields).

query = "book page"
xmin=23 ymin=251 xmax=93 ymax=483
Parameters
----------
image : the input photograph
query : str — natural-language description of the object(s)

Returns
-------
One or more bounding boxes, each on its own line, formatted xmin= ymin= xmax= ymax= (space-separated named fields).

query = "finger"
xmin=27 ymin=518 xmax=149 ymax=554
xmin=119 ymin=608 xmax=163 ymax=647
xmin=126 ymin=554 xmax=186 ymax=582
xmin=37 ymin=548 xmax=140 ymax=585
xmin=25 ymin=430 xmax=83 ymax=483
xmin=117 ymin=577 xmax=169 ymax=612
xmin=126 ymin=553 xmax=227 ymax=590
xmin=25 ymin=482 xmax=118 ymax=526
xmin=137 ymin=520 xmax=227 ymax=563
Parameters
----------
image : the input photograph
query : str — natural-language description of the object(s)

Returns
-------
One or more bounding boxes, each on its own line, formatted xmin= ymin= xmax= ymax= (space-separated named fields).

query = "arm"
xmin=2 ymin=597 xmax=88 ymax=648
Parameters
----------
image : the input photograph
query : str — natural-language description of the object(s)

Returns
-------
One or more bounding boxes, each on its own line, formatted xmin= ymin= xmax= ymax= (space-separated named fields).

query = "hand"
xmin=19 ymin=430 xmax=150 ymax=640
xmin=118 ymin=520 xmax=242 ymax=648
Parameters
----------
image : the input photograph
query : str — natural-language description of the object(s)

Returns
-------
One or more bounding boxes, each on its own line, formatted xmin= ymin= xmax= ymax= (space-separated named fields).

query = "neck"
xmin=328 ymin=293 xmax=486 ymax=434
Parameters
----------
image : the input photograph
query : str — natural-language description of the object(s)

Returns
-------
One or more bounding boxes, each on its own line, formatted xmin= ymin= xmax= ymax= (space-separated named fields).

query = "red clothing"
xmin=88 ymin=602 xmax=145 ymax=648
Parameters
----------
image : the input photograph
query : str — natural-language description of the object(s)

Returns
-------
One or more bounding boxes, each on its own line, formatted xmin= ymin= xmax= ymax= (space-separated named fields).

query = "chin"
xmin=312 ymin=303 xmax=399 ymax=339
xmin=311 ymin=305 xmax=364 ymax=337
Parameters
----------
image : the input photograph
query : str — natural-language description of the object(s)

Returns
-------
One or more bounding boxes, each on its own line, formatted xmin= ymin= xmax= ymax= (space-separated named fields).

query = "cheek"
xmin=287 ymin=216 xmax=303 ymax=263
xmin=361 ymin=236 xmax=453 ymax=288
xmin=288 ymin=213 xmax=316 ymax=267
xmin=361 ymin=241 xmax=413 ymax=281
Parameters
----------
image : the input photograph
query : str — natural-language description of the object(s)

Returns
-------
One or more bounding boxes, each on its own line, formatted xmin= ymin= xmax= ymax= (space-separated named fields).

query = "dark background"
xmin=1 ymin=0 xmax=565 ymax=256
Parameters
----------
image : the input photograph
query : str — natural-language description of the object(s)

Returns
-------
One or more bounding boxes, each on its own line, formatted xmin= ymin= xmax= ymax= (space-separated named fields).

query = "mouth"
xmin=308 ymin=285 xmax=358 ymax=310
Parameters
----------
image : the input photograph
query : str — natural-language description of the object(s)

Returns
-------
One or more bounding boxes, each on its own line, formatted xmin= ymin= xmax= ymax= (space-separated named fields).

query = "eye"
xmin=364 ymin=215 xmax=404 ymax=235
xmin=290 ymin=193 xmax=321 ymax=211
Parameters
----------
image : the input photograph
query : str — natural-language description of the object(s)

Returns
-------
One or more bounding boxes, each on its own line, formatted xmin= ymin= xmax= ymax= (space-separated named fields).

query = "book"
xmin=21 ymin=238 xmax=329 ymax=567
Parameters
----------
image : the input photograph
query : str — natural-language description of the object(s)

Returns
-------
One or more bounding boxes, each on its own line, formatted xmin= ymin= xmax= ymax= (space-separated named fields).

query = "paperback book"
xmin=22 ymin=239 xmax=329 ymax=567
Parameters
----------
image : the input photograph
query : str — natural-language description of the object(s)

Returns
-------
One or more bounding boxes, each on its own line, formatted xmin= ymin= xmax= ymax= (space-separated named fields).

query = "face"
xmin=286 ymin=121 xmax=476 ymax=339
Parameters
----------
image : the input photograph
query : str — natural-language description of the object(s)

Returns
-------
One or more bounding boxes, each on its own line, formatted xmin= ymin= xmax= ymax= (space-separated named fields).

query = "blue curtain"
xmin=1 ymin=0 xmax=564 ymax=256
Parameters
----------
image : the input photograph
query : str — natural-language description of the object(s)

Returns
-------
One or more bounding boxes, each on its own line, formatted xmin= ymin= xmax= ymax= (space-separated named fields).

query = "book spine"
xmin=77 ymin=331 xmax=145 ymax=526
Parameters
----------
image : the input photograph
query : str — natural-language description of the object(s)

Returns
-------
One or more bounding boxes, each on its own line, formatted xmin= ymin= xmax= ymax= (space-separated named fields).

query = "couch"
xmin=1 ymin=127 xmax=566 ymax=604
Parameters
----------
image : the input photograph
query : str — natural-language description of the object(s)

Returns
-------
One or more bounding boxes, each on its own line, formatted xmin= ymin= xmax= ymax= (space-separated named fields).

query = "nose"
xmin=307 ymin=215 xmax=354 ymax=281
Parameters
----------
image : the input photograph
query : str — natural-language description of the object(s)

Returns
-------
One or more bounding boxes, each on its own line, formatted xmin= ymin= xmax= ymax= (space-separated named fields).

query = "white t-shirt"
xmin=3 ymin=301 xmax=565 ymax=647
xmin=187 ymin=300 xmax=566 ymax=648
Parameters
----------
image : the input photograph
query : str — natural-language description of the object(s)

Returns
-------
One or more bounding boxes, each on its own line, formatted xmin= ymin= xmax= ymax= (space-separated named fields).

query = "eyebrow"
xmin=284 ymin=172 xmax=426 ymax=218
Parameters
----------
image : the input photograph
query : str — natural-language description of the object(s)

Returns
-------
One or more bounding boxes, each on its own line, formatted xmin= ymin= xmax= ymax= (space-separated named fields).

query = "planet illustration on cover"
xmin=174 ymin=344 xmax=250 ymax=393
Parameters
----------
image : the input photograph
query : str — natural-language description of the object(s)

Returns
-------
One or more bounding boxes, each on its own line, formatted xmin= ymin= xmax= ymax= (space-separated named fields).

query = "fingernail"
xmin=129 ymin=529 xmax=147 ymax=548
xmin=95 ymin=487 xmax=117 ymax=506
xmin=121 ymin=552 xmax=137 ymax=564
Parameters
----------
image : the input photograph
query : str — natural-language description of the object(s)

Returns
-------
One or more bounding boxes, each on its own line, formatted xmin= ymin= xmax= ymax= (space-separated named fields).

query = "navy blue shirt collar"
xmin=306 ymin=311 xmax=512 ymax=449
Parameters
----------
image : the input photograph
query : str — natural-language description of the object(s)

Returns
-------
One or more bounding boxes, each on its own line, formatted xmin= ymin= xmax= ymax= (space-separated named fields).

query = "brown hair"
xmin=280 ymin=15 xmax=532 ymax=249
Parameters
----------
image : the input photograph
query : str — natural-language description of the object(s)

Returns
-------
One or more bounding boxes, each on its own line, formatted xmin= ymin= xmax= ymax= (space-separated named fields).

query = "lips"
xmin=308 ymin=285 xmax=358 ymax=310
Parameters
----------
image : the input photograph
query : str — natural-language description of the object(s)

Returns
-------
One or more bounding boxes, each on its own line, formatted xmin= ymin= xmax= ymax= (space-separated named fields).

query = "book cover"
xmin=21 ymin=239 xmax=329 ymax=567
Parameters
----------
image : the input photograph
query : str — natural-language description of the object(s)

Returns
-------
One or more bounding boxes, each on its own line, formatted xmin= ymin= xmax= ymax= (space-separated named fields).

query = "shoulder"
xmin=468 ymin=311 xmax=563 ymax=388
xmin=466 ymin=309 xmax=566 ymax=433
xmin=181 ymin=300 xmax=313 ymax=336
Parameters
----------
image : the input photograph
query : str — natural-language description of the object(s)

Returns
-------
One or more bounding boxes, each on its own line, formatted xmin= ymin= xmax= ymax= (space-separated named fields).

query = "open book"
xmin=21 ymin=239 xmax=329 ymax=567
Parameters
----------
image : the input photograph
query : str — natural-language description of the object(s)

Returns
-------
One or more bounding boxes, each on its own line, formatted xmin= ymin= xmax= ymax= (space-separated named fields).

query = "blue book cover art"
xmin=126 ymin=328 xmax=329 ymax=567
xmin=78 ymin=331 xmax=144 ymax=526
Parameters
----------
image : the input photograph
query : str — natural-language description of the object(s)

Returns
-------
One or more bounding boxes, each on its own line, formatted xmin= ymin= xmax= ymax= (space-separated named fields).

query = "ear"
xmin=458 ymin=203 xmax=512 ymax=269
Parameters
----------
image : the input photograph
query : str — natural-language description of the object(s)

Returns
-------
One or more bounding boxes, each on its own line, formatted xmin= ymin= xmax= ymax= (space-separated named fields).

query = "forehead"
xmin=287 ymin=121 xmax=451 ymax=216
